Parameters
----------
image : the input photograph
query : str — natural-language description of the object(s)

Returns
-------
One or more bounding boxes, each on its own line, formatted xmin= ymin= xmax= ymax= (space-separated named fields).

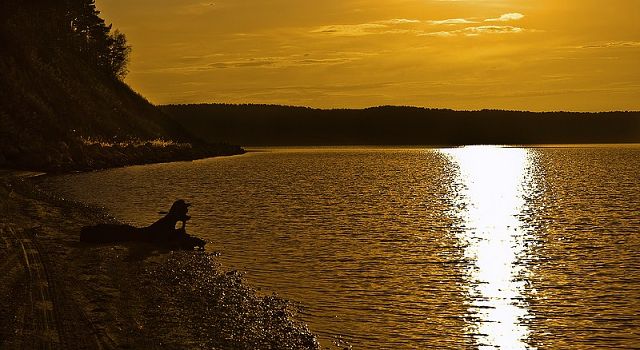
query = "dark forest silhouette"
xmin=162 ymin=104 xmax=640 ymax=146
xmin=2 ymin=0 xmax=131 ymax=79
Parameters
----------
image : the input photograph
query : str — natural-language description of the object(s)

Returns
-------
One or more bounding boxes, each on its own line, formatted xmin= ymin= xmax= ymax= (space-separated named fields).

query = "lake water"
xmin=42 ymin=146 xmax=640 ymax=349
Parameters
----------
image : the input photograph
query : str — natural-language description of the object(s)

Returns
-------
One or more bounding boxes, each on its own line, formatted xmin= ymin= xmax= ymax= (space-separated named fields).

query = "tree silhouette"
xmin=106 ymin=30 xmax=132 ymax=79
xmin=61 ymin=0 xmax=131 ymax=79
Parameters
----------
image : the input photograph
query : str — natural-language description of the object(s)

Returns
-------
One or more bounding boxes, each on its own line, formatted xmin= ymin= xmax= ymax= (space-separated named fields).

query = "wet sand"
xmin=0 ymin=172 xmax=319 ymax=349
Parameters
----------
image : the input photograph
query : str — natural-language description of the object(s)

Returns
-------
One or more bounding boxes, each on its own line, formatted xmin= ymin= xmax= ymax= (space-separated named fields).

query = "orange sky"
xmin=97 ymin=0 xmax=640 ymax=111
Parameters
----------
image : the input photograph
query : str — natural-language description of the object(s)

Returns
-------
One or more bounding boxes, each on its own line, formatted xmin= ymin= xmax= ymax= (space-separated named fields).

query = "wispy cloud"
xmin=485 ymin=13 xmax=525 ymax=22
xmin=310 ymin=19 xmax=423 ymax=36
xmin=580 ymin=41 xmax=640 ymax=49
xmin=379 ymin=18 xmax=421 ymax=24
xmin=208 ymin=58 xmax=277 ymax=69
xmin=142 ymin=52 xmax=374 ymax=73
xmin=310 ymin=23 xmax=389 ymax=36
xmin=208 ymin=55 xmax=365 ymax=69
xmin=421 ymin=31 xmax=457 ymax=37
xmin=465 ymin=25 xmax=525 ymax=35
xmin=305 ymin=10 xmax=534 ymax=41
xmin=310 ymin=14 xmax=529 ymax=38
xmin=421 ymin=25 xmax=526 ymax=37
xmin=428 ymin=18 xmax=477 ymax=25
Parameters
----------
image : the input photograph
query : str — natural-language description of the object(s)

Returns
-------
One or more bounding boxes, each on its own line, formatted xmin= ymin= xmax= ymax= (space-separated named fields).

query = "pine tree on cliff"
xmin=105 ymin=29 xmax=131 ymax=79
xmin=1 ymin=0 xmax=130 ymax=80
xmin=64 ymin=0 xmax=131 ymax=79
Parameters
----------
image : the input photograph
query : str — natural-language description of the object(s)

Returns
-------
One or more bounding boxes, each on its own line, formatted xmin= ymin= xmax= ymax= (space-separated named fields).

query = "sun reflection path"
xmin=442 ymin=146 xmax=536 ymax=350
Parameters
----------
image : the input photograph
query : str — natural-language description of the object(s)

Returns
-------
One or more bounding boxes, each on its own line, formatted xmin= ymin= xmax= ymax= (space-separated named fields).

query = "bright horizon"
xmin=97 ymin=0 xmax=640 ymax=112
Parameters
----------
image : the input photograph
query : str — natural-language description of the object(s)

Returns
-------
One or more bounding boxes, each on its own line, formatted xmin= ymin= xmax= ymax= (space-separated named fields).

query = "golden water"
xmin=43 ymin=146 xmax=640 ymax=349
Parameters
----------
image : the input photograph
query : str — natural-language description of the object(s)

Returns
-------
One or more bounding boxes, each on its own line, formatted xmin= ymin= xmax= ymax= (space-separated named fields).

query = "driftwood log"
xmin=80 ymin=200 xmax=206 ymax=250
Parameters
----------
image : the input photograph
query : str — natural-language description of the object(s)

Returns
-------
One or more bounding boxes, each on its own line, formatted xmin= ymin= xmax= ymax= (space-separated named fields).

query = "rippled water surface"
xmin=42 ymin=146 xmax=640 ymax=349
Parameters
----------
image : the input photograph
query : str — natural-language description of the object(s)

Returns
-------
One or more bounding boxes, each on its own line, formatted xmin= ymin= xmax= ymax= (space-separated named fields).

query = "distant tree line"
xmin=161 ymin=104 xmax=640 ymax=146
xmin=1 ymin=0 xmax=131 ymax=79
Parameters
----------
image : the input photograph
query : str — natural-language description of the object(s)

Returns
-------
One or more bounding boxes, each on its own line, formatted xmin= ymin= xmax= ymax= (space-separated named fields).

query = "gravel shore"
xmin=0 ymin=172 xmax=319 ymax=349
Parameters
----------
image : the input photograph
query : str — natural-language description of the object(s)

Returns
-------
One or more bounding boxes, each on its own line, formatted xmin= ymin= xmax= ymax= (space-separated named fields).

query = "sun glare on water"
xmin=442 ymin=146 xmax=537 ymax=349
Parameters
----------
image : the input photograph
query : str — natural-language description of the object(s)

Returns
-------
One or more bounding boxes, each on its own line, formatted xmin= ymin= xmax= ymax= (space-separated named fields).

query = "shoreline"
xmin=2 ymin=141 xmax=246 ymax=174
xmin=0 ymin=172 xmax=320 ymax=349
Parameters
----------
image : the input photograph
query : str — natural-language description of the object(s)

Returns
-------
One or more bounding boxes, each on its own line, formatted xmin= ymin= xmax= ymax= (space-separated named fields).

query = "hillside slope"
xmin=0 ymin=0 xmax=242 ymax=171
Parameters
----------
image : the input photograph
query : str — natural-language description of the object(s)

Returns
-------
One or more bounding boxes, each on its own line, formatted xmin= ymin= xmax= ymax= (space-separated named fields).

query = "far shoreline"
xmin=245 ymin=143 xmax=640 ymax=151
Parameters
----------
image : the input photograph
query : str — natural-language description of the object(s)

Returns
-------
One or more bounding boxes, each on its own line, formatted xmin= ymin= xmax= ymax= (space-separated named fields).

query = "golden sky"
xmin=97 ymin=0 xmax=640 ymax=111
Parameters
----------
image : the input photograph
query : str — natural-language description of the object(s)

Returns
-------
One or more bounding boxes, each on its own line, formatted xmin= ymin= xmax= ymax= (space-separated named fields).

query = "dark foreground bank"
xmin=0 ymin=173 xmax=319 ymax=349
xmin=0 ymin=140 xmax=246 ymax=173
